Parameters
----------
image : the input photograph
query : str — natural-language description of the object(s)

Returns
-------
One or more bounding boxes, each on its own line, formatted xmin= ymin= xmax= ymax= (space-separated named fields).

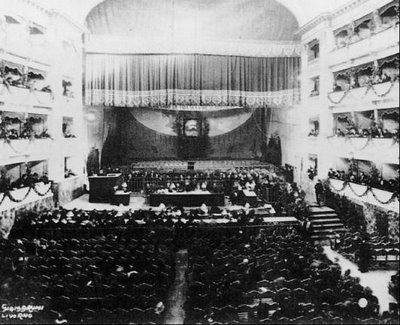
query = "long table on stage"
xmin=88 ymin=173 xmax=121 ymax=203
xmin=149 ymin=190 xmax=225 ymax=207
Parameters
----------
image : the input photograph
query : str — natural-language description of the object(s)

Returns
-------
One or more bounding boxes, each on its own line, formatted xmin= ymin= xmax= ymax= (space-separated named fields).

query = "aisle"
xmin=323 ymin=246 xmax=397 ymax=314
xmin=163 ymin=249 xmax=189 ymax=324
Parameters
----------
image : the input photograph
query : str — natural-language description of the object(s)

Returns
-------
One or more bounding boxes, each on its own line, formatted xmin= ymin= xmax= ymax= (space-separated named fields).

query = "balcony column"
xmin=317 ymin=23 xmax=335 ymax=179
xmin=46 ymin=15 xmax=64 ymax=183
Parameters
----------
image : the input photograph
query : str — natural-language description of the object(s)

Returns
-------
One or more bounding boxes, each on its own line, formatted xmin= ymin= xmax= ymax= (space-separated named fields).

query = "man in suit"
xmin=314 ymin=179 xmax=324 ymax=206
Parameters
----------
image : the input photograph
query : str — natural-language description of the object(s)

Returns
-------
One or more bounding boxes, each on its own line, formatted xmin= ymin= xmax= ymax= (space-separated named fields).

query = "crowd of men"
xmin=328 ymin=168 xmax=399 ymax=193
xmin=0 ymin=167 xmax=49 ymax=193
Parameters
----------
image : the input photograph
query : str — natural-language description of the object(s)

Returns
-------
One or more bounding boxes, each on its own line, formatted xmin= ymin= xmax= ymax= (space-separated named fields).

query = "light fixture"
xmin=86 ymin=112 xmax=96 ymax=122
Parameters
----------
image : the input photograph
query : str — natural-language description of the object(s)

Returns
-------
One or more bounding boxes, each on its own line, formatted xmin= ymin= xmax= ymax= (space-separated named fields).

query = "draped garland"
xmin=328 ymin=178 xmax=399 ymax=205
xmin=328 ymin=79 xmax=398 ymax=104
xmin=0 ymin=182 xmax=53 ymax=207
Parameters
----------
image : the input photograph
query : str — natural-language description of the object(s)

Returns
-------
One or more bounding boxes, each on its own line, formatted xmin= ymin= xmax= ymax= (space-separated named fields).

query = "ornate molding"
xmin=85 ymin=88 xmax=301 ymax=109
xmin=85 ymin=36 xmax=302 ymax=58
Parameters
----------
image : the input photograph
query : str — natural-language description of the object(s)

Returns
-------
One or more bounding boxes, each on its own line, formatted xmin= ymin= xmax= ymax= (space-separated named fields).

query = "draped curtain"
xmin=85 ymin=54 xmax=300 ymax=108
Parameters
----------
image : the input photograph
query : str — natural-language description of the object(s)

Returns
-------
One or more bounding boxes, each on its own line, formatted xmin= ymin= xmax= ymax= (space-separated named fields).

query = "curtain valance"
xmin=85 ymin=54 xmax=300 ymax=109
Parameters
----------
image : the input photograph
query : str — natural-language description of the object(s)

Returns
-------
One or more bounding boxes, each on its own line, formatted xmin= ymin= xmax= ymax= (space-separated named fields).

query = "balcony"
xmin=3 ymin=34 xmax=53 ymax=66
xmin=328 ymin=81 xmax=399 ymax=109
xmin=0 ymin=85 xmax=54 ymax=108
xmin=329 ymin=24 xmax=399 ymax=67
xmin=328 ymin=178 xmax=398 ymax=212
xmin=0 ymin=182 xmax=53 ymax=213
xmin=327 ymin=137 xmax=399 ymax=164
xmin=0 ymin=138 xmax=54 ymax=165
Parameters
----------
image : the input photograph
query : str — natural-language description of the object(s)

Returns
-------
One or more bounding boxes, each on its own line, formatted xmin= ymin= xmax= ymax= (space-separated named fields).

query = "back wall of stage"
xmin=89 ymin=107 xmax=271 ymax=164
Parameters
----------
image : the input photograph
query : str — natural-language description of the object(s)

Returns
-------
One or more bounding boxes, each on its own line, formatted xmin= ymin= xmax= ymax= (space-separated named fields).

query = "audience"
xmin=0 ymin=167 xmax=50 ymax=193
xmin=334 ymin=123 xmax=398 ymax=139
xmin=328 ymin=168 xmax=399 ymax=193
xmin=184 ymin=227 xmax=394 ymax=324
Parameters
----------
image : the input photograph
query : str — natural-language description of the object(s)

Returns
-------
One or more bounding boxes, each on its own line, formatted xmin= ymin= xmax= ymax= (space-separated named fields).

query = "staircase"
xmin=308 ymin=205 xmax=346 ymax=242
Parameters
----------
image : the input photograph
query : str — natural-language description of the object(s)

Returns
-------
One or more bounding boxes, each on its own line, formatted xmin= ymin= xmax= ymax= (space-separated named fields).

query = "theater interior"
xmin=0 ymin=0 xmax=399 ymax=324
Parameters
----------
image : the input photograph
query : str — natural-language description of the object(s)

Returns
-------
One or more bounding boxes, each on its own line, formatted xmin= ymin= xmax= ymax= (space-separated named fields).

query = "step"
xmin=309 ymin=211 xmax=338 ymax=217
xmin=308 ymin=207 xmax=336 ymax=213
xmin=309 ymin=214 xmax=339 ymax=220
xmin=309 ymin=218 xmax=342 ymax=223
xmin=311 ymin=223 xmax=345 ymax=229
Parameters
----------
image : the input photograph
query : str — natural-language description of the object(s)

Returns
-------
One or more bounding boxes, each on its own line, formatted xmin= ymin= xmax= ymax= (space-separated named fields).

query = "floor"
xmin=63 ymin=193 xmax=148 ymax=211
xmin=323 ymin=246 xmax=397 ymax=314
xmin=163 ymin=249 xmax=189 ymax=324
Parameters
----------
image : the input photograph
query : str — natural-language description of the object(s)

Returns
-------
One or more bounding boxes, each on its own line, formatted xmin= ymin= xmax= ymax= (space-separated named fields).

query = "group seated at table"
xmin=100 ymin=166 xmax=283 ymax=197
xmin=184 ymin=226 xmax=397 ymax=324
xmin=9 ymin=204 xmax=280 ymax=239
xmin=328 ymin=168 xmax=399 ymax=193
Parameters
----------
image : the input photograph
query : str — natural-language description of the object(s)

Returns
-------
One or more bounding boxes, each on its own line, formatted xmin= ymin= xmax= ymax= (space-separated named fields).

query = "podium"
xmin=88 ymin=173 xmax=121 ymax=203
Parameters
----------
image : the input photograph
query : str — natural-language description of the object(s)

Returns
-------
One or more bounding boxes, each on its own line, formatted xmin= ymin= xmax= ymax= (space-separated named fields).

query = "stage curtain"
xmin=85 ymin=54 xmax=300 ymax=108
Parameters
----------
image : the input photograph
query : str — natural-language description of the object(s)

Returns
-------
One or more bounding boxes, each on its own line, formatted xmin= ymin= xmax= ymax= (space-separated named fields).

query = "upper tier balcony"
xmin=0 ymin=85 xmax=54 ymax=108
xmin=0 ymin=138 xmax=54 ymax=165
xmin=327 ymin=81 xmax=399 ymax=109
xmin=327 ymin=137 xmax=399 ymax=164
xmin=329 ymin=24 xmax=399 ymax=67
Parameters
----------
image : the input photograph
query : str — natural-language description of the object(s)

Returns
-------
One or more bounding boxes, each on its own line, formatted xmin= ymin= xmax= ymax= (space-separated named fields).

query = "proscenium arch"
xmin=85 ymin=0 xmax=300 ymax=42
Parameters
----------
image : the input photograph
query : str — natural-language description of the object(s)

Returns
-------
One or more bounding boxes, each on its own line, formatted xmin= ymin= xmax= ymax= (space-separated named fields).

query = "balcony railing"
xmin=328 ymin=80 xmax=399 ymax=106
xmin=330 ymin=23 xmax=399 ymax=66
xmin=0 ymin=84 xmax=54 ymax=107
xmin=328 ymin=178 xmax=399 ymax=212
xmin=327 ymin=137 xmax=399 ymax=164
xmin=0 ymin=138 xmax=54 ymax=164
xmin=0 ymin=182 xmax=53 ymax=213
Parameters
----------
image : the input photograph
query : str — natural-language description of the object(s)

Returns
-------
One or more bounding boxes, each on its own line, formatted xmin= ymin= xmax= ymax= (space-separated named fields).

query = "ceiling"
xmin=34 ymin=0 xmax=353 ymax=30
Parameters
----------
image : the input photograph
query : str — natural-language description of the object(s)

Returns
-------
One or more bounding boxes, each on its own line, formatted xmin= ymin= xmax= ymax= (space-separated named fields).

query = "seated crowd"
xmin=9 ymin=206 xmax=279 ymax=240
xmin=0 ymin=230 xmax=175 ymax=324
xmin=335 ymin=125 xmax=399 ymax=140
xmin=328 ymin=168 xmax=399 ymax=193
xmin=332 ymin=67 xmax=399 ymax=93
xmin=0 ymin=168 xmax=50 ymax=194
xmin=333 ymin=230 xmax=399 ymax=272
xmin=2 ymin=210 xmax=399 ymax=324
xmin=0 ymin=69 xmax=51 ymax=93
xmin=98 ymin=166 xmax=287 ymax=199
xmin=184 ymin=226 xmax=398 ymax=324
xmin=0 ymin=122 xmax=51 ymax=141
